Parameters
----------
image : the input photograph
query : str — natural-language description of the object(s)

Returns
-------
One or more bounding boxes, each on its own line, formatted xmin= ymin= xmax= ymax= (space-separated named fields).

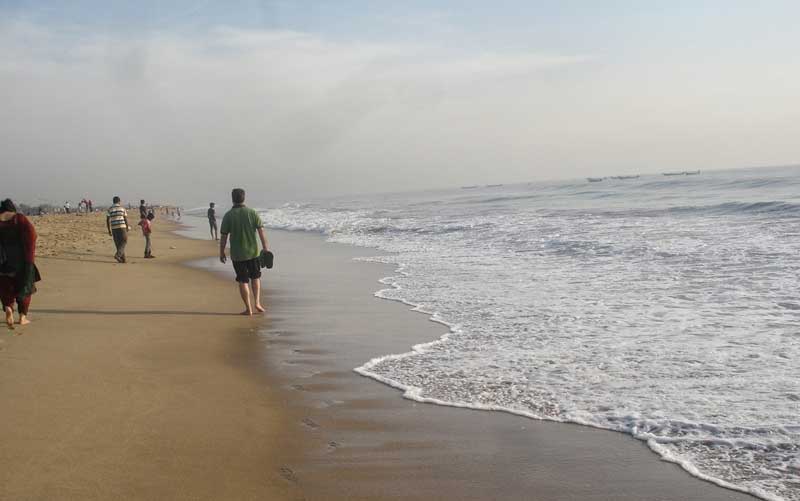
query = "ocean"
xmin=259 ymin=166 xmax=800 ymax=501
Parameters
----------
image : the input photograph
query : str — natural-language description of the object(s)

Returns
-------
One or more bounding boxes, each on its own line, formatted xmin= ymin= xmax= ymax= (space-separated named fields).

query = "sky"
xmin=1 ymin=1 xmax=799 ymax=205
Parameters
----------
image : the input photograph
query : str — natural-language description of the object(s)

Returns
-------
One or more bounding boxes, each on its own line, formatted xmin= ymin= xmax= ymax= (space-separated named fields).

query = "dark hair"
xmin=147 ymin=211 xmax=155 ymax=221
xmin=113 ymin=196 xmax=121 ymax=204
xmin=210 ymin=202 xmax=215 ymax=207
xmin=140 ymin=199 xmax=145 ymax=204
xmin=0 ymin=199 xmax=16 ymax=213
xmin=231 ymin=188 xmax=245 ymax=204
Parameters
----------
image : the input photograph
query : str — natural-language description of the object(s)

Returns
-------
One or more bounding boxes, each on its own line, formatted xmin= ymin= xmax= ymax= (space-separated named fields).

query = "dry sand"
xmin=0 ymin=213 xmax=303 ymax=500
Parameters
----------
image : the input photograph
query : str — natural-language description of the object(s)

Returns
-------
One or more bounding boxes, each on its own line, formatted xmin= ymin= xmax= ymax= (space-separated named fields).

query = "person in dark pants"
xmin=219 ymin=188 xmax=269 ymax=315
xmin=107 ymin=196 xmax=130 ymax=263
xmin=207 ymin=202 xmax=218 ymax=240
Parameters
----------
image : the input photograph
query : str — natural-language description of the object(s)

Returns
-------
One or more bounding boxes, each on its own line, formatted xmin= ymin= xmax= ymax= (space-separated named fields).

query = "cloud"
xmin=0 ymin=19 xmax=588 ymax=203
xmin=2 ymin=17 xmax=797 ymax=205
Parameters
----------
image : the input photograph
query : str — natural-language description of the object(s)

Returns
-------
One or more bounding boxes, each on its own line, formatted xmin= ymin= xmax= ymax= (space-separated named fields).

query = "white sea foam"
xmin=261 ymin=168 xmax=800 ymax=501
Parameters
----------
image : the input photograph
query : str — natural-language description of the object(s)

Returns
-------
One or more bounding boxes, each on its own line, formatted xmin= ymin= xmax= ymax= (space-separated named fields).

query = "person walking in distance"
xmin=107 ymin=196 xmax=130 ymax=263
xmin=138 ymin=211 xmax=155 ymax=258
xmin=219 ymin=188 xmax=269 ymax=315
xmin=207 ymin=202 xmax=218 ymax=240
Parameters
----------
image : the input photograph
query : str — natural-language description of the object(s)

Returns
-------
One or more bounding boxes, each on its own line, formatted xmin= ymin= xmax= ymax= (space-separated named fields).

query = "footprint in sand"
xmin=301 ymin=417 xmax=320 ymax=430
xmin=316 ymin=399 xmax=344 ymax=409
xmin=279 ymin=466 xmax=299 ymax=484
xmin=293 ymin=348 xmax=329 ymax=356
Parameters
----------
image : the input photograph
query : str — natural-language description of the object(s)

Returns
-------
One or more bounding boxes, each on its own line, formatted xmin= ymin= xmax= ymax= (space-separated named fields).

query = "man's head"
xmin=231 ymin=188 xmax=245 ymax=205
xmin=113 ymin=196 xmax=121 ymax=204
xmin=140 ymin=199 xmax=145 ymax=205
xmin=210 ymin=202 xmax=215 ymax=208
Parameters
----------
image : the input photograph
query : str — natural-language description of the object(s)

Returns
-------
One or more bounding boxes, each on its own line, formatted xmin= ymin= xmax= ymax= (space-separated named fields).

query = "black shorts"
xmin=232 ymin=258 xmax=261 ymax=283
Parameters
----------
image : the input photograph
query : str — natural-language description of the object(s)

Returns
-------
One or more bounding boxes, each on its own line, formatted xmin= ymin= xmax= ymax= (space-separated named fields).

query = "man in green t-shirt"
xmin=219 ymin=188 xmax=269 ymax=315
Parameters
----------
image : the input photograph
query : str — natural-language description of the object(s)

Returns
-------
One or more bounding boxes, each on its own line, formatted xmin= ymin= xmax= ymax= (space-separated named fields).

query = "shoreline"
xmin=0 ymin=212 xmax=763 ymax=500
xmin=179 ymin=216 xmax=759 ymax=501
xmin=352 ymin=267 xmax=767 ymax=500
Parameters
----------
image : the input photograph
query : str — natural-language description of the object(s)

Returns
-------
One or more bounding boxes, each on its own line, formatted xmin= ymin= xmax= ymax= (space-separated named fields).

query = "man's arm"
xmin=124 ymin=215 xmax=130 ymax=230
xmin=106 ymin=215 xmax=111 ymax=235
xmin=219 ymin=233 xmax=228 ymax=263
xmin=257 ymin=227 xmax=268 ymax=251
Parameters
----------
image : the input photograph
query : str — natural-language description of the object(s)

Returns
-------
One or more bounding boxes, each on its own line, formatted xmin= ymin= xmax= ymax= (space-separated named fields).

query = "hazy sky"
xmin=2 ymin=1 xmax=799 ymax=205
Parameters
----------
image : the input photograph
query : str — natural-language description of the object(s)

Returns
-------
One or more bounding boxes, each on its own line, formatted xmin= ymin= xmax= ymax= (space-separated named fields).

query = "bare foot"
xmin=255 ymin=304 xmax=265 ymax=313
xmin=240 ymin=310 xmax=253 ymax=316
xmin=4 ymin=307 xmax=13 ymax=329
xmin=18 ymin=315 xmax=30 ymax=326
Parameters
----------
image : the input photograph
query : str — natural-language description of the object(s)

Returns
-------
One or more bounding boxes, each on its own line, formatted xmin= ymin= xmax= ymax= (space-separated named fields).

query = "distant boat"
xmin=461 ymin=185 xmax=479 ymax=189
xmin=486 ymin=184 xmax=504 ymax=188
xmin=663 ymin=170 xmax=701 ymax=176
xmin=587 ymin=177 xmax=604 ymax=182
xmin=610 ymin=175 xmax=640 ymax=180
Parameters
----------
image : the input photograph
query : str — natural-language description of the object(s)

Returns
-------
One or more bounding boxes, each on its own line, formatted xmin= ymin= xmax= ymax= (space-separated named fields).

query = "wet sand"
xmin=188 ymin=223 xmax=759 ymax=501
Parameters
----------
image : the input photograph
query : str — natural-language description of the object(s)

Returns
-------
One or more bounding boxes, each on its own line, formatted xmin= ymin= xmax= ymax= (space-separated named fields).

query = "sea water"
xmin=260 ymin=166 xmax=800 ymax=501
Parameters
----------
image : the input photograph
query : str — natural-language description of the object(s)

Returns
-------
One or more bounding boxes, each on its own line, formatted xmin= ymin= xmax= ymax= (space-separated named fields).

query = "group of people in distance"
xmin=62 ymin=199 xmax=94 ymax=214
xmin=106 ymin=197 xmax=157 ymax=263
xmin=106 ymin=189 xmax=269 ymax=315
xmin=1 ymin=187 xmax=269 ymax=329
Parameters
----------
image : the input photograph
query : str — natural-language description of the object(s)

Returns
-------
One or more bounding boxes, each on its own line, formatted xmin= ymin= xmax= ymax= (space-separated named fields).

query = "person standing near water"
xmin=107 ymin=196 xmax=130 ymax=263
xmin=0 ymin=199 xmax=40 ymax=328
xmin=207 ymin=202 xmax=218 ymax=240
xmin=219 ymin=188 xmax=269 ymax=315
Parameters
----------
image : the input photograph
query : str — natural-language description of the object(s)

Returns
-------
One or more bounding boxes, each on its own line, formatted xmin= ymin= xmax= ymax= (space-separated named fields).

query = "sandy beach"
xmin=0 ymin=213 xmax=304 ymax=500
xmin=0 ymin=212 xmax=760 ymax=500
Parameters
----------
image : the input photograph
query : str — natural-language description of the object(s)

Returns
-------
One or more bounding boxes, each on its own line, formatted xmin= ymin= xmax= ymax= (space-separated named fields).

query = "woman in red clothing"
xmin=0 ymin=199 xmax=40 ymax=328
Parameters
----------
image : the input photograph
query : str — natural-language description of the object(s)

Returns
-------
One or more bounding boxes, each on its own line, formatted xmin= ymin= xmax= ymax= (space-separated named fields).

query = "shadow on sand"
xmin=39 ymin=255 xmax=118 ymax=264
xmin=36 ymin=309 xmax=243 ymax=317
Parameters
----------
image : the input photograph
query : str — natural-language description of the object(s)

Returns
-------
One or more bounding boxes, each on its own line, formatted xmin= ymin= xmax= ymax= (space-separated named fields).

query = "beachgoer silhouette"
xmin=107 ymin=196 xmax=130 ymax=263
xmin=219 ymin=188 xmax=269 ymax=315
xmin=207 ymin=202 xmax=218 ymax=240
xmin=0 ymin=199 xmax=40 ymax=328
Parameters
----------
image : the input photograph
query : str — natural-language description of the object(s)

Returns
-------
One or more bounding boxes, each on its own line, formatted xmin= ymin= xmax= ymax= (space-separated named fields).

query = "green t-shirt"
xmin=220 ymin=206 xmax=263 ymax=262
